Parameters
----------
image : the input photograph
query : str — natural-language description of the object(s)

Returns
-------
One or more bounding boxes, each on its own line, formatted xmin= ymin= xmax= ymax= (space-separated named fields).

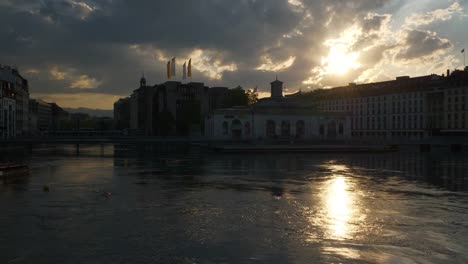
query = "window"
xmin=281 ymin=121 xmax=291 ymax=137
xmin=339 ymin=123 xmax=344 ymax=135
xmin=222 ymin=121 xmax=229 ymax=135
xmin=266 ymin=120 xmax=276 ymax=138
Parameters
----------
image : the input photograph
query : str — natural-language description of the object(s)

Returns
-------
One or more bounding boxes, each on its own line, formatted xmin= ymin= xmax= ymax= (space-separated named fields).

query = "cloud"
xmin=37 ymin=0 xmax=97 ymax=22
xmin=256 ymin=56 xmax=296 ymax=72
xmin=70 ymin=74 xmax=101 ymax=89
xmin=48 ymin=65 xmax=101 ymax=89
xmin=25 ymin=68 xmax=40 ymax=75
xmin=404 ymin=2 xmax=463 ymax=27
xmin=396 ymin=29 xmax=453 ymax=61
xmin=50 ymin=66 xmax=67 ymax=80
xmin=2 ymin=0 xmax=466 ymax=109
xmin=301 ymin=2 xmax=459 ymax=87
xmin=187 ymin=49 xmax=238 ymax=80
xmin=361 ymin=13 xmax=392 ymax=33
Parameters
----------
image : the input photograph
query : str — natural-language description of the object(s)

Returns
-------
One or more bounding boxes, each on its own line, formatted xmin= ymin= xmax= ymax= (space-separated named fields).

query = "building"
xmin=114 ymin=97 xmax=131 ymax=130
xmin=0 ymin=65 xmax=29 ymax=136
xmin=126 ymin=76 xmax=213 ymax=136
xmin=0 ymin=79 xmax=16 ymax=139
xmin=119 ymin=75 xmax=255 ymax=136
xmin=205 ymin=79 xmax=351 ymax=141
xmin=291 ymin=68 xmax=468 ymax=140
xmin=29 ymin=99 xmax=52 ymax=134
xmin=49 ymin=103 xmax=69 ymax=131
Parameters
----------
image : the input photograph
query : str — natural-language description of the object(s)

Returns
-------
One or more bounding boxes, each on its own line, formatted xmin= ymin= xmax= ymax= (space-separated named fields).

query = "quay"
xmin=0 ymin=136 xmax=467 ymax=154
xmin=212 ymin=144 xmax=398 ymax=153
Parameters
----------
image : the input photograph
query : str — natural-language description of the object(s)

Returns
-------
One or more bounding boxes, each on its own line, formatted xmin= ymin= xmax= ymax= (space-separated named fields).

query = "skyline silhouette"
xmin=0 ymin=1 xmax=467 ymax=110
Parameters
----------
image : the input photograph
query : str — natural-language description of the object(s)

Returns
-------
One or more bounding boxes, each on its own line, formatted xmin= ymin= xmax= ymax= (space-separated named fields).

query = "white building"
xmin=205 ymin=79 xmax=351 ymax=141
xmin=294 ymin=69 xmax=468 ymax=140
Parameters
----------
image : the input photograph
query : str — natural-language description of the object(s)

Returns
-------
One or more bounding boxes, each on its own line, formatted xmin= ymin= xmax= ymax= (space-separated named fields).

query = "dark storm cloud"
xmin=0 ymin=0 xmax=397 ymax=107
xmin=361 ymin=13 xmax=391 ymax=33
xmin=396 ymin=29 xmax=452 ymax=61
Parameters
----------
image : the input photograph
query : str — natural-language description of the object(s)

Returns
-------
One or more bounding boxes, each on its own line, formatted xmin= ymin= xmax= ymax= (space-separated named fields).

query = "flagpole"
xmin=462 ymin=48 xmax=466 ymax=68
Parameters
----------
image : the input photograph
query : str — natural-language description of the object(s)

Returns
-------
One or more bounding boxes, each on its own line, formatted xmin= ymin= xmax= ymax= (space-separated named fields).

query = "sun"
xmin=322 ymin=47 xmax=361 ymax=75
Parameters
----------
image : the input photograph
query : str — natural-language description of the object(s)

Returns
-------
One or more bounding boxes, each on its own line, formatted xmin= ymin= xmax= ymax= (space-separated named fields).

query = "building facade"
xmin=124 ymin=76 xmax=224 ymax=136
xmin=114 ymin=97 xmax=131 ymax=131
xmin=29 ymin=99 xmax=52 ymax=134
xmin=0 ymin=80 xmax=16 ymax=139
xmin=0 ymin=65 xmax=29 ymax=136
xmin=205 ymin=79 xmax=351 ymax=141
xmin=292 ymin=68 xmax=468 ymax=140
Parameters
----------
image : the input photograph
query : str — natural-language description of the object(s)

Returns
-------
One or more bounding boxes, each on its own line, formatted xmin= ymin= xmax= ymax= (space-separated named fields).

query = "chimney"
xmin=447 ymin=69 xmax=450 ymax=77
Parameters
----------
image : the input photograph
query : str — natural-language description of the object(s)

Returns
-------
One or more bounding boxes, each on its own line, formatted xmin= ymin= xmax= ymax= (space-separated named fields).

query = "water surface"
xmin=1 ymin=145 xmax=468 ymax=263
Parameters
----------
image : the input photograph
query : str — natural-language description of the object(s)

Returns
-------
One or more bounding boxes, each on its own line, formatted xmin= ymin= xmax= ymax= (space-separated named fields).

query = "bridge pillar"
xmin=76 ymin=143 xmax=80 ymax=156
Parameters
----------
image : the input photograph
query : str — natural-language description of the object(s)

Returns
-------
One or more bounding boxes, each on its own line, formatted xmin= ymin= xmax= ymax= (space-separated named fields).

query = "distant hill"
xmin=64 ymin=107 xmax=113 ymax=118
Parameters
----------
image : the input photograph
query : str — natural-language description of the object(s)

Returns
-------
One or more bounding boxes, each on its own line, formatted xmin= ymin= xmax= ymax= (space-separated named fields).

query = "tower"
xmin=270 ymin=76 xmax=283 ymax=98
xmin=140 ymin=73 xmax=146 ymax=87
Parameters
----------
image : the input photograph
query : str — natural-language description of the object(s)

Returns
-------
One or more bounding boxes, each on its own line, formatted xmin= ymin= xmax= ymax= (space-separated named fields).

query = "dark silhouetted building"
xmin=126 ymin=76 xmax=211 ymax=136
xmin=49 ymin=103 xmax=69 ymax=131
xmin=114 ymin=97 xmax=130 ymax=130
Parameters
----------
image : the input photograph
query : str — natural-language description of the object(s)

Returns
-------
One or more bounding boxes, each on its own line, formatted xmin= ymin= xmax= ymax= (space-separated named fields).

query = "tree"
xmin=246 ymin=88 xmax=258 ymax=106
xmin=223 ymin=86 xmax=248 ymax=107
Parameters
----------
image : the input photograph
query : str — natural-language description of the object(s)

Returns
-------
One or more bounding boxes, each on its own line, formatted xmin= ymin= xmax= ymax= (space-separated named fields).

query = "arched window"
xmin=296 ymin=120 xmax=305 ymax=138
xmin=222 ymin=121 xmax=228 ymax=135
xmin=281 ymin=121 xmax=290 ymax=137
xmin=266 ymin=120 xmax=275 ymax=138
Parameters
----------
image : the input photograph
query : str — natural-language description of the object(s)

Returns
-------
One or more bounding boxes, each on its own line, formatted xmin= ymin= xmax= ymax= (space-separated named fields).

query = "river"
xmin=1 ymin=144 xmax=468 ymax=263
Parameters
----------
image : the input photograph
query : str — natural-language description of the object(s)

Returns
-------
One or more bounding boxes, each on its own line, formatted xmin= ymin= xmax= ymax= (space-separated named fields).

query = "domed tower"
xmin=140 ymin=73 xmax=147 ymax=87
xmin=270 ymin=76 xmax=283 ymax=98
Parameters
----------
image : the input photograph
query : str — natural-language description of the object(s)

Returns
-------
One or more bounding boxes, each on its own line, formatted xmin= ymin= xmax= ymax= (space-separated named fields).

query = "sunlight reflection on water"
xmin=312 ymin=163 xmax=361 ymax=241
xmin=325 ymin=176 xmax=353 ymax=239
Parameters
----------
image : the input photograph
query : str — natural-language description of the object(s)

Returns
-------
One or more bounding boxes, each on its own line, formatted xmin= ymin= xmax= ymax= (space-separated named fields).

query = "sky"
xmin=1 ymin=0 xmax=467 ymax=109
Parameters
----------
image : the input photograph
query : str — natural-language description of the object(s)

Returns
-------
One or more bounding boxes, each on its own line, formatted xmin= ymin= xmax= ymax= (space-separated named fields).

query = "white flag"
xmin=182 ymin=61 xmax=187 ymax=80
xmin=171 ymin=57 xmax=176 ymax=77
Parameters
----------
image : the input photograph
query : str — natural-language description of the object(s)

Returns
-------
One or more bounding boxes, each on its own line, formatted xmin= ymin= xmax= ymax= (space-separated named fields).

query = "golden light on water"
xmin=325 ymin=176 xmax=352 ymax=239
xmin=313 ymin=163 xmax=362 ymax=241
